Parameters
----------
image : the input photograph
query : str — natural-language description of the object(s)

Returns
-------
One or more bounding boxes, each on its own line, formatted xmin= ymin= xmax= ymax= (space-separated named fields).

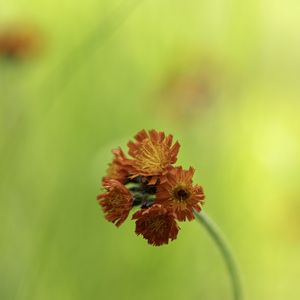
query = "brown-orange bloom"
xmin=0 ymin=25 xmax=41 ymax=59
xmin=103 ymin=148 xmax=131 ymax=184
xmin=97 ymin=179 xmax=133 ymax=227
xmin=127 ymin=129 xmax=180 ymax=184
xmin=132 ymin=204 xmax=180 ymax=246
xmin=156 ymin=166 xmax=205 ymax=221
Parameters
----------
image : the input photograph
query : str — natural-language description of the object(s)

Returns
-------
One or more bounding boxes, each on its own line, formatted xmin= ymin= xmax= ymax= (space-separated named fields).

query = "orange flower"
xmin=156 ymin=166 xmax=205 ymax=221
xmin=103 ymin=148 xmax=131 ymax=183
xmin=127 ymin=129 xmax=180 ymax=184
xmin=132 ymin=204 xmax=180 ymax=246
xmin=0 ymin=24 xmax=42 ymax=60
xmin=97 ymin=179 xmax=133 ymax=227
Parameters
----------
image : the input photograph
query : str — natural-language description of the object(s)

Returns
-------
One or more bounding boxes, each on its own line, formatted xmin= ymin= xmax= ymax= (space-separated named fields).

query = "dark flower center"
xmin=173 ymin=186 xmax=191 ymax=201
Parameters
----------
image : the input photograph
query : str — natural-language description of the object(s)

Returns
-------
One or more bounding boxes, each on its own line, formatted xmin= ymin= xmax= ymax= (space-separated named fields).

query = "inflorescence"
xmin=97 ymin=129 xmax=205 ymax=246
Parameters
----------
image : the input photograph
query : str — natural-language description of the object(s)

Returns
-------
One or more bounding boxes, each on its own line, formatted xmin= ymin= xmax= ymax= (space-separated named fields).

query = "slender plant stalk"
xmin=194 ymin=211 xmax=244 ymax=300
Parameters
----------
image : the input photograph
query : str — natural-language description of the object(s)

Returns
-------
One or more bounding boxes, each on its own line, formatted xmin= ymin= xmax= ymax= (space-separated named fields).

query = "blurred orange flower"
xmin=0 ymin=23 xmax=42 ymax=60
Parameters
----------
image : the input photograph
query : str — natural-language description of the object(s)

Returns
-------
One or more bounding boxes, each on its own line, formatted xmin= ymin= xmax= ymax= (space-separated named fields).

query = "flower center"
xmin=149 ymin=217 xmax=165 ymax=232
xmin=173 ymin=185 xmax=191 ymax=201
xmin=136 ymin=142 xmax=169 ymax=173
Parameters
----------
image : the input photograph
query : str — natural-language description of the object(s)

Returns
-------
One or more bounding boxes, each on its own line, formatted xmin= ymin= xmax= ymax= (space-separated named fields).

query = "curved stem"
xmin=194 ymin=211 xmax=244 ymax=300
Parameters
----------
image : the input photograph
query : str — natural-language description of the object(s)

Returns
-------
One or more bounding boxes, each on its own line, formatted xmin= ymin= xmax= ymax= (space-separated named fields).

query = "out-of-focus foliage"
xmin=1 ymin=0 xmax=300 ymax=299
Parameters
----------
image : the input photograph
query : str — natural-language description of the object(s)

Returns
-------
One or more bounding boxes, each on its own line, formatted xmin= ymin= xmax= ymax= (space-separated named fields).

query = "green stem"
xmin=194 ymin=211 xmax=244 ymax=300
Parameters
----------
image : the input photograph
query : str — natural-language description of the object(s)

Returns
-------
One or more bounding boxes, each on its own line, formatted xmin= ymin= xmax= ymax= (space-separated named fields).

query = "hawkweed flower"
xmin=103 ymin=148 xmax=131 ymax=184
xmin=0 ymin=23 xmax=42 ymax=60
xmin=132 ymin=204 xmax=180 ymax=246
xmin=156 ymin=166 xmax=205 ymax=221
xmin=97 ymin=179 xmax=132 ymax=227
xmin=127 ymin=129 xmax=180 ymax=184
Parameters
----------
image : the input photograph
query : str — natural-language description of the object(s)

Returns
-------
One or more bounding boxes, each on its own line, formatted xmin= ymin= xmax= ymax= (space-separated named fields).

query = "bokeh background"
xmin=1 ymin=0 xmax=300 ymax=299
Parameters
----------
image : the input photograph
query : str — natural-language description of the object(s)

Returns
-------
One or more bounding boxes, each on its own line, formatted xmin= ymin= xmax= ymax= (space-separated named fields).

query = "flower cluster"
xmin=97 ymin=129 xmax=205 ymax=246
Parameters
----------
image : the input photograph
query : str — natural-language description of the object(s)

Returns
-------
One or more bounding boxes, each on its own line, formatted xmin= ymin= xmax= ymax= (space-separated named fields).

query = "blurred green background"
xmin=1 ymin=0 xmax=300 ymax=299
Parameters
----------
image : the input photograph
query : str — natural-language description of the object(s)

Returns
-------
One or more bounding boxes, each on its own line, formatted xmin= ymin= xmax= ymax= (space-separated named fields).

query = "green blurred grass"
xmin=1 ymin=0 xmax=300 ymax=299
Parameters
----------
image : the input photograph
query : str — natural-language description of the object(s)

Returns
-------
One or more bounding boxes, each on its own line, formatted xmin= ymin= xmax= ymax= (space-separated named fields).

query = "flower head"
xmin=132 ymin=204 xmax=180 ymax=246
xmin=97 ymin=179 xmax=133 ymax=227
xmin=156 ymin=166 xmax=205 ymax=221
xmin=0 ymin=24 xmax=42 ymax=60
xmin=96 ymin=129 xmax=206 ymax=246
xmin=103 ymin=148 xmax=131 ymax=184
xmin=127 ymin=129 xmax=180 ymax=183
